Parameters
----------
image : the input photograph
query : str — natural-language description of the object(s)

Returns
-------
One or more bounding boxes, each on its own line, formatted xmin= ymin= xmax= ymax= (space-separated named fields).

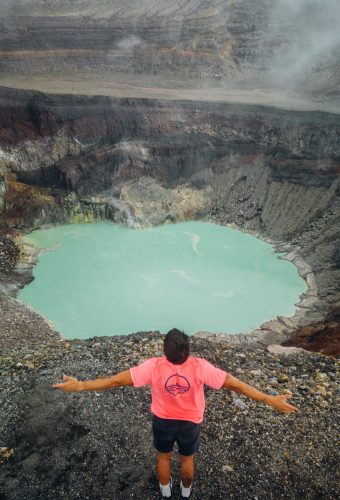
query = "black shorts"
xmin=152 ymin=415 xmax=201 ymax=456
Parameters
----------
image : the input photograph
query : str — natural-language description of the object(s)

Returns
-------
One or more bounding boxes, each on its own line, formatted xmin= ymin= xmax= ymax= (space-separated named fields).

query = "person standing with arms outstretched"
xmin=54 ymin=328 xmax=297 ymax=498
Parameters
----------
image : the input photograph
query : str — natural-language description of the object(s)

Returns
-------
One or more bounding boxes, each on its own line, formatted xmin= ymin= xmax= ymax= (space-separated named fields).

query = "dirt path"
xmin=1 ymin=74 xmax=339 ymax=114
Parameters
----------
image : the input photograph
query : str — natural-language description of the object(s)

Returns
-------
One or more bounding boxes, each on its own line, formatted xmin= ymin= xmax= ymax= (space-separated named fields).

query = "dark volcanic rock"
xmin=283 ymin=308 xmax=340 ymax=357
xmin=0 ymin=294 xmax=60 ymax=351
xmin=0 ymin=235 xmax=19 ymax=273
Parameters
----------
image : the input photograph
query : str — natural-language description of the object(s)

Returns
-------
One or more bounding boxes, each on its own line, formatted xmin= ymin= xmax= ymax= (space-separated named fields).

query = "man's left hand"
xmin=267 ymin=393 xmax=298 ymax=413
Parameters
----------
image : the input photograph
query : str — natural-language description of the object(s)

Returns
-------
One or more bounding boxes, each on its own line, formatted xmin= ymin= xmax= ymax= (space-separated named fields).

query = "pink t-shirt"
xmin=130 ymin=356 xmax=228 ymax=423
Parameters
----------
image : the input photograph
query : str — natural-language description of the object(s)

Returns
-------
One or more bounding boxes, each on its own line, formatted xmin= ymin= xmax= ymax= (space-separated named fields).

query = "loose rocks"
xmin=0 ymin=332 xmax=339 ymax=499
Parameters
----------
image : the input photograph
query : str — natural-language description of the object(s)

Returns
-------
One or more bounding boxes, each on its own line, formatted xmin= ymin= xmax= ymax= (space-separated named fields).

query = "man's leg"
xmin=156 ymin=451 xmax=172 ymax=485
xmin=179 ymin=454 xmax=194 ymax=487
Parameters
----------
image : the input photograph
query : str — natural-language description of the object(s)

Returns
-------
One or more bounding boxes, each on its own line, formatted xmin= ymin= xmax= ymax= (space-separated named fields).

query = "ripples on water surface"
xmin=18 ymin=222 xmax=307 ymax=339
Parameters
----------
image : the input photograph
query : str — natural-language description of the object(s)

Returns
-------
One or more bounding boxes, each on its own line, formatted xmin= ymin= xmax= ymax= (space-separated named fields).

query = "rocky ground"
xmin=0 ymin=331 xmax=339 ymax=500
xmin=0 ymin=294 xmax=60 ymax=351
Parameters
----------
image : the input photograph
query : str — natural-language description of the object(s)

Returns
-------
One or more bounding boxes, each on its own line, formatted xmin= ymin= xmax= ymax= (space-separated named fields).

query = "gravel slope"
xmin=0 ymin=331 xmax=339 ymax=499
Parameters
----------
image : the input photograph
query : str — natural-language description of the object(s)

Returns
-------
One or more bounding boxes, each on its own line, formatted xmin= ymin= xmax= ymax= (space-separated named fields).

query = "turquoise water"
xmin=18 ymin=222 xmax=307 ymax=339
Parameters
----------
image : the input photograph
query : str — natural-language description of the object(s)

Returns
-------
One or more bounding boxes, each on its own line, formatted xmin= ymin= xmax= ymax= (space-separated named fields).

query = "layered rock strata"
xmin=0 ymin=0 xmax=339 ymax=100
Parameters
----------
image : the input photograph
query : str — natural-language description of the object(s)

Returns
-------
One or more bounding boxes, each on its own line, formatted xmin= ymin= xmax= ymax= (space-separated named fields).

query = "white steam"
xmin=267 ymin=0 xmax=340 ymax=91
xmin=117 ymin=36 xmax=143 ymax=51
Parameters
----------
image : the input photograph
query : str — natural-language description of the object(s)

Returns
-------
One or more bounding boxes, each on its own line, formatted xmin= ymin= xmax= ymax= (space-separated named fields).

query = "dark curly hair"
xmin=164 ymin=328 xmax=190 ymax=364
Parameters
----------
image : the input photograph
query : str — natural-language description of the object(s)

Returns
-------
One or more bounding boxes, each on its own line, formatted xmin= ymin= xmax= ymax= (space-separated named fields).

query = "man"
xmin=54 ymin=328 xmax=297 ymax=498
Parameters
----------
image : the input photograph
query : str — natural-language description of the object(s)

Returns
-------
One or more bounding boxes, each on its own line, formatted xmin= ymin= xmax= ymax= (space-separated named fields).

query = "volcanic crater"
xmin=0 ymin=1 xmax=340 ymax=499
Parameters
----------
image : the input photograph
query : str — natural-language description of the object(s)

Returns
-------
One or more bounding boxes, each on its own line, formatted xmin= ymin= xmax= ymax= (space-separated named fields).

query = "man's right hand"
xmin=53 ymin=375 xmax=83 ymax=392
xmin=52 ymin=369 xmax=133 ymax=392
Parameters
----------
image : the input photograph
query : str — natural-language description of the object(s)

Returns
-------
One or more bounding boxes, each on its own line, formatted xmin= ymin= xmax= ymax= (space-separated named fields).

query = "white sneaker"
xmin=160 ymin=476 xmax=172 ymax=498
xmin=180 ymin=480 xmax=192 ymax=498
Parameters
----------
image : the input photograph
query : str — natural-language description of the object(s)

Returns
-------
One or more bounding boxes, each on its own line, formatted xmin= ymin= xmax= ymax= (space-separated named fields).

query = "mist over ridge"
xmin=267 ymin=0 xmax=340 ymax=95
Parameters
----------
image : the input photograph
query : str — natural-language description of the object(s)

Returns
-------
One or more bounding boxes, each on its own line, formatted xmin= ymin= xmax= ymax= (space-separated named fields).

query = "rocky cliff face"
xmin=1 ymin=87 xmax=339 ymax=229
xmin=0 ymin=0 xmax=339 ymax=100
xmin=0 ymin=85 xmax=339 ymax=352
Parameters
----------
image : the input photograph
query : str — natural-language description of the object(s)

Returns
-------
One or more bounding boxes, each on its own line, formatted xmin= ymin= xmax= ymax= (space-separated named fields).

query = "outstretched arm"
xmin=53 ymin=370 xmax=133 ymax=392
xmin=223 ymin=374 xmax=298 ymax=414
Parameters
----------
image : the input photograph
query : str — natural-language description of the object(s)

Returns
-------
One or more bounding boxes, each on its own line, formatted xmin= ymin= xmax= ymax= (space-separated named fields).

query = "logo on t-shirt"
xmin=165 ymin=374 xmax=190 ymax=396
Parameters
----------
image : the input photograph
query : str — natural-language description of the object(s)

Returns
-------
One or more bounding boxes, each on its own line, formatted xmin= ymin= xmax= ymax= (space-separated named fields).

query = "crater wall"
xmin=0 ymin=86 xmax=339 ymax=352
